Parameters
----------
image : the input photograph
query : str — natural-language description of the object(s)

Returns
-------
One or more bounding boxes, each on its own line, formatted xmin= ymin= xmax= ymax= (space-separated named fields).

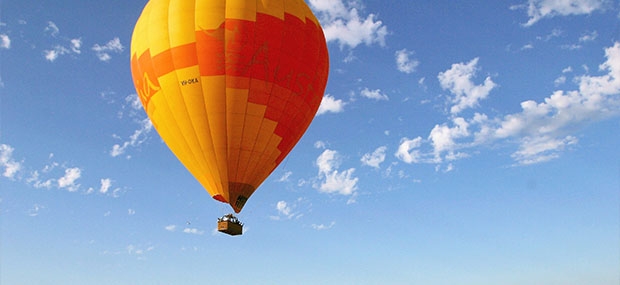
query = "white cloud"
xmin=1 ymin=146 xmax=124 ymax=196
xmin=183 ymin=228 xmax=205 ymax=235
xmin=270 ymin=198 xmax=306 ymax=220
xmin=128 ymin=93 xmax=143 ymax=110
xmin=272 ymin=200 xmax=297 ymax=220
xmin=491 ymin=41 xmax=620 ymax=164
xmin=44 ymin=45 xmax=70 ymax=62
xmin=126 ymin=244 xmax=154 ymax=256
xmin=0 ymin=144 xmax=22 ymax=179
xmin=515 ymin=0 xmax=607 ymax=26
xmin=28 ymin=204 xmax=44 ymax=217
xmin=92 ymin=37 xmax=124 ymax=62
xmin=277 ymin=171 xmax=292 ymax=182
xmin=0 ymin=34 xmax=10 ymax=49
xmin=521 ymin=43 xmax=534 ymax=50
xmin=395 ymin=137 xmax=424 ymax=164
xmin=429 ymin=117 xmax=470 ymax=162
xmin=438 ymin=58 xmax=497 ymax=115
xmin=29 ymin=171 xmax=53 ymax=189
xmin=316 ymin=149 xmax=339 ymax=173
xmin=314 ymin=149 xmax=359 ymax=197
xmin=128 ymin=209 xmax=136 ymax=215
xmin=511 ymin=135 xmax=578 ymax=164
xmin=57 ymin=167 xmax=81 ymax=192
xmin=490 ymin=43 xmax=620 ymax=164
xmin=311 ymin=221 xmax=336 ymax=230
xmin=165 ymin=225 xmax=177 ymax=232
xmin=111 ymin=118 xmax=153 ymax=158
xmin=70 ymin=38 xmax=82 ymax=54
xmin=317 ymin=94 xmax=345 ymax=115
xmin=397 ymin=43 xmax=620 ymax=165
xmin=43 ymin=39 xmax=81 ymax=62
xmin=44 ymin=21 xmax=59 ymax=37
xmin=41 ymin=22 xmax=83 ymax=61
xmin=310 ymin=0 xmax=388 ymax=49
xmin=395 ymin=48 xmax=419 ymax=74
xmin=579 ymin=31 xmax=598 ymax=42
xmin=276 ymin=201 xmax=292 ymax=216
xmin=99 ymin=178 xmax=112 ymax=194
xmin=360 ymin=88 xmax=388 ymax=101
xmin=321 ymin=169 xmax=359 ymax=196
xmin=314 ymin=140 xmax=327 ymax=149
xmin=361 ymin=146 xmax=387 ymax=168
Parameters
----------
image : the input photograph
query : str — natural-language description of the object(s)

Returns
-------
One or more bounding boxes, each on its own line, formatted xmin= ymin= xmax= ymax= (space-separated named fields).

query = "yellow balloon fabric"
xmin=130 ymin=0 xmax=329 ymax=213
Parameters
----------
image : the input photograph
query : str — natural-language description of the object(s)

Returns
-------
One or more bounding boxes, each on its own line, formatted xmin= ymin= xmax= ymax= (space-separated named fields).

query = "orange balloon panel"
xmin=130 ymin=0 xmax=329 ymax=213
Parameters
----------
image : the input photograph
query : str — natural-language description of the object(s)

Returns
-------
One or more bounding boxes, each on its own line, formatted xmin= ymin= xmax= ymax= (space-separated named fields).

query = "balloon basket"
xmin=217 ymin=214 xmax=243 ymax=236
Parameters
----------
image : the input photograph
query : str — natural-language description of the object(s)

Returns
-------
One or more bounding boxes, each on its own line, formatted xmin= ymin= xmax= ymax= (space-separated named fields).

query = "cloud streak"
xmin=110 ymin=94 xmax=154 ymax=158
xmin=514 ymin=0 xmax=607 ymax=26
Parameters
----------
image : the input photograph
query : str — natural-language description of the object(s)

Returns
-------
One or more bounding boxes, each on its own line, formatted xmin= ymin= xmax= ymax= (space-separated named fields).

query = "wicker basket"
xmin=218 ymin=220 xmax=243 ymax=236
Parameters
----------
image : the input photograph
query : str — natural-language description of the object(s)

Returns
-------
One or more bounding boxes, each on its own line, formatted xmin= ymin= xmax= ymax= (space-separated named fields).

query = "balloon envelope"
xmin=130 ymin=0 xmax=329 ymax=213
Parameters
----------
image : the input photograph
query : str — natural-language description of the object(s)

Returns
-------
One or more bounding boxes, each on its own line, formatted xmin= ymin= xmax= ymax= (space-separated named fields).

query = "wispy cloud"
xmin=44 ymin=21 xmax=59 ymax=37
xmin=69 ymin=38 xmax=82 ymax=54
xmin=311 ymin=221 xmax=336 ymax=230
xmin=0 ymin=144 xmax=22 ymax=179
xmin=165 ymin=225 xmax=177 ymax=232
xmin=277 ymin=171 xmax=293 ymax=182
xmin=361 ymin=146 xmax=387 ymax=168
xmin=92 ymin=37 xmax=124 ymax=62
xmin=360 ymin=88 xmax=388 ymax=101
xmin=270 ymin=200 xmax=303 ymax=220
xmin=579 ymin=30 xmax=598 ymax=42
xmin=110 ymin=94 xmax=153 ymax=159
xmin=396 ymin=42 xmax=620 ymax=166
xmin=41 ymin=22 xmax=82 ymax=62
xmin=309 ymin=0 xmax=388 ymax=49
xmin=110 ymin=118 xmax=153 ymax=158
xmin=183 ymin=228 xmax=205 ymax=235
xmin=44 ymin=45 xmax=70 ymax=62
xmin=102 ymin=244 xmax=155 ymax=260
xmin=28 ymin=204 xmax=45 ymax=217
xmin=125 ymin=244 xmax=155 ymax=259
xmin=513 ymin=0 xmax=607 ymax=26
xmin=1 ymin=144 xmax=125 ymax=197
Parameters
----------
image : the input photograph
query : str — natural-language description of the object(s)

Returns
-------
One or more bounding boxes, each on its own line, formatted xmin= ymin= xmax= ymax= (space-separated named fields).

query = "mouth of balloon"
xmin=212 ymin=182 xmax=254 ymax=213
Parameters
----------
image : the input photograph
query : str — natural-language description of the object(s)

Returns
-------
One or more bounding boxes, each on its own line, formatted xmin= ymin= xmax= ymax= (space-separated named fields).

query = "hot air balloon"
xmin=130 ymin=0 xmax=329 ymax=233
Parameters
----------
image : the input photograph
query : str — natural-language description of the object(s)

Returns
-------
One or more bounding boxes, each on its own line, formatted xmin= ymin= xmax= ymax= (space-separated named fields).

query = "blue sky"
xmin=1 ymin=0 xmax=619 ymax=284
